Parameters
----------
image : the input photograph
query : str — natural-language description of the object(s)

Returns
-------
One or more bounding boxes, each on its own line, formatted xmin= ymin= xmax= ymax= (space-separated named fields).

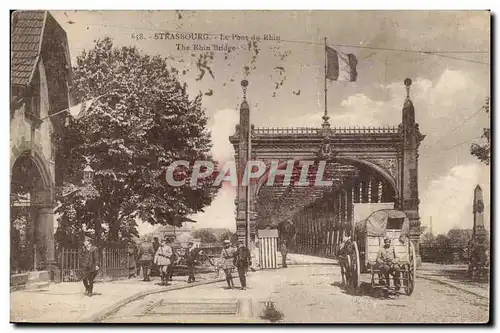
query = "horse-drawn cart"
xmin=339 ymin=209 xmax=416 ymax=296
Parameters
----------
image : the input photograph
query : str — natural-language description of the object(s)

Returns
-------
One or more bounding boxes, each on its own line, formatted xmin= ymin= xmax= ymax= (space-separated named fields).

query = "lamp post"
xmin=241 ymin=79 xmax=251 ymax=249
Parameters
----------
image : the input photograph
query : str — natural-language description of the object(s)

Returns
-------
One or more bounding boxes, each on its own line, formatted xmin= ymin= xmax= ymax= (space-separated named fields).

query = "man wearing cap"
xmin=220 ymin=239 xmax=236 ymax=289
xmin=154 ymin=236 xmax=173 ymax=285
xmin=185 ymin=240 xmax=199 ymax=283
xmin=81 ymin=238 xmax=100 ymax=296
xmin=234 ymin=240 xmax=252 ymax=289
xmin=138 ymin=236 xmax=155 ymax=282
xmin=376 ymin=237 xmax=401 ymax=290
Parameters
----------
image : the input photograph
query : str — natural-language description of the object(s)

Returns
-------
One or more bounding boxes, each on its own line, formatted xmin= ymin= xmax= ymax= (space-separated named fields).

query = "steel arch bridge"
xmin=229 ymin=82 xmax=425 ymax=262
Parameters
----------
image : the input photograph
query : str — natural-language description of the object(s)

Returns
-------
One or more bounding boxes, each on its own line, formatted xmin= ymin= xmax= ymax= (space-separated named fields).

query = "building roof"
xmin=11 ymin=10 xmax=47 ymax=87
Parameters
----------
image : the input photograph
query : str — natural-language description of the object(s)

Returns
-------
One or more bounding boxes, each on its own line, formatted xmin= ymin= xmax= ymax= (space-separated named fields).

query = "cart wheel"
xmin=344 ymin=255 xmax=352 ymax=285
xmin=405 ymin=241 xmax=416 ymax=296
xmin=350 ymin=242 xmax=361 ymax=293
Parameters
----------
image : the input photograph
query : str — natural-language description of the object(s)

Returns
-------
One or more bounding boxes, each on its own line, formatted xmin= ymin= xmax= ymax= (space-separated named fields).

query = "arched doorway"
xmin=11 ymin=151 xmax=55 ymax=274
xmin=254 ymin=158 xmax=398 ymax=255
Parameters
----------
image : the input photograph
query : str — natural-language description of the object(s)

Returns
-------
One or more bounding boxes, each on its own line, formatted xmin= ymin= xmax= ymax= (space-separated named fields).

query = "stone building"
xmin=10 ymin=11 xmax=72 ymax=276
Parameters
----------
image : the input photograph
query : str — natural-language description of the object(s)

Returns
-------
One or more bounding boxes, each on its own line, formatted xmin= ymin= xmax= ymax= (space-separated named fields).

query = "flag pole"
xmin=322 ymin=37 xmax=330 ymax=129
xmin=324 ymin=37 xmax=327 ymax=119
xmin=39 ymin=93 xmax=109 ymax=121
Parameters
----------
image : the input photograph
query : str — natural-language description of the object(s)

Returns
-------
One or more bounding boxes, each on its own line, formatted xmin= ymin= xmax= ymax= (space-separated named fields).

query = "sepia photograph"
xmin=9 ymin=9 xmax=491 ymax=323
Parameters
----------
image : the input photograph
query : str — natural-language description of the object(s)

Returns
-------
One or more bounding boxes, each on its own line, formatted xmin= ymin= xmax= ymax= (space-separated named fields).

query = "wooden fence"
xmin=258 ymin=229 xmax=278 ymax=269
xmin=60 ymin=248 xmax=132 ymax=282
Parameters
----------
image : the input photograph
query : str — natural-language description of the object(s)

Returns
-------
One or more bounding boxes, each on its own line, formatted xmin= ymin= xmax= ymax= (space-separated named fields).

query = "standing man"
xmin=151 ymin=237 xmax=160 ymax=277
xmin=167 ymin=238 xmax=177 ymax=282
xmin=81 ymin=238 xmax=99 ymax=297
xmin=376 ymin=237 xmax=401 ymax=291
xmin=220 ymin=239 xmax=236 ymax=289
xmin=234 ymin=240 xmax=252 ymax=289
xmin=154 ymin=236 xmax=173 ymax=285
xmin=280 ymin=240 xmax=288 ymax=268
xmin=138 ymin=236 xmax=155 ymax=282
xmin=185 ymin=240 xmax=199 ymax=283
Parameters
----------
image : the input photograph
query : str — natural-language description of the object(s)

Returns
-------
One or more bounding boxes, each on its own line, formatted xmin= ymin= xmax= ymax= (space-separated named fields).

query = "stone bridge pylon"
xmin=229 ymin=79 xmax=425 ymax=263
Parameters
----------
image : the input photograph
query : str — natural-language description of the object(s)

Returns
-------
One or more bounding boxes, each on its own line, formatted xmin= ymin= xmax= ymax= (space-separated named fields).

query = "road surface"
xmin=101 ymin=264 xmax=489 ymax=323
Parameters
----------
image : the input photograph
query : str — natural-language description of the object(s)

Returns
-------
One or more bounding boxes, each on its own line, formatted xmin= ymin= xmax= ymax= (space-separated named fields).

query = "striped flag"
xmin=68 ymin=97 xmax=98 ymax=120
xmin=326 ymin=46 xmax=358 ymax=82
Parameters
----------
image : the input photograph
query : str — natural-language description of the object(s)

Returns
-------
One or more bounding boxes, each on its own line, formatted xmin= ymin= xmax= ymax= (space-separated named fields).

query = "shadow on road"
xmin=423 ymin=268 xmax=489 ymax=285
xmin=331 ymin=281 xmax=404 ymax=300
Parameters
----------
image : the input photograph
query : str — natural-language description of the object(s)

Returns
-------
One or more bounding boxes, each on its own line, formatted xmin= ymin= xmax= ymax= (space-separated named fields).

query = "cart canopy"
xmin=355 ymin=209 xmax=410 ymax=237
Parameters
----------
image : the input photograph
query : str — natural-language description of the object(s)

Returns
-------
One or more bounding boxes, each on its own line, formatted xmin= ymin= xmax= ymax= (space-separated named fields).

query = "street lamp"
xmin=83 ymin=164 xmax=94 ymax=185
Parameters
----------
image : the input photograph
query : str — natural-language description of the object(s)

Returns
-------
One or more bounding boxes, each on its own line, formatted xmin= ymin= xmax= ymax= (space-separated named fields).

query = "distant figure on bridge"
xmin=81 ymin=238 xmax=99 ymax=297
xmin=220 ymin=239 xmax=236 ymax=289
xmin=280 ymin=240 xmax=288 ymax=268
xmin=138 ymin=236 xmax=155 ymax=282
xmin=376 ymin=237 xmax=401 ymax=291
xmin=234 ymin=240 xmax=252 ymax=290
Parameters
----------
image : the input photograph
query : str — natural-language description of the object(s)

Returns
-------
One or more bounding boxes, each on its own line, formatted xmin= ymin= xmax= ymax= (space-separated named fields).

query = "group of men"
xmin=137 ymin=235 xmax=200 ymax=285
xmin=78 ymin=235 xmax=278 ymax=296
xmin=220 ymin=239 xmax=252 ymax=290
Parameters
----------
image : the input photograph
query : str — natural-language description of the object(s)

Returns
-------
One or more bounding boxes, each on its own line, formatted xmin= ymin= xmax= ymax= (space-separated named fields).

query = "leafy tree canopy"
xmin=55 ymin=37 xmax=218 ymax=247
xmin=471 ymin=97 xmax=490 ymax=165
xmin=191 ymin=229 xmax=218 ymax=244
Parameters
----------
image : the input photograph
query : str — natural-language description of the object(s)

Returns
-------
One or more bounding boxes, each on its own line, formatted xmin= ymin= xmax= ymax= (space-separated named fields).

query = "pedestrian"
xmin=154 ymin=236 xmax=173 ymax=285
xmin=220 ymin=239 xmax=236 ymax=289
xmin=185 ymin=240 xmax=199 ymax=283
xmin=167 ymin=240 xmax=178 ymax=281
xmin=234 ymin=240 xmax=252 ymax=290
xmin=138 ymin=235 xmax=155 ymax=282
xmin=127 ymin=244 xmax=137 ymax=278
xmin=280 ymin=240 xmax=288 ymax=268
xmin=151 ymin=237 xmax=160 ymax=277
xmin=81 ymin=238 xmax=99 ymax=297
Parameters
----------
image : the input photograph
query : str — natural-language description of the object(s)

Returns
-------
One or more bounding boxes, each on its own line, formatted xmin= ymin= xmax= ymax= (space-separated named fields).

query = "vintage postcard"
xmin=10 ymin=10 xmax=490 ymax=323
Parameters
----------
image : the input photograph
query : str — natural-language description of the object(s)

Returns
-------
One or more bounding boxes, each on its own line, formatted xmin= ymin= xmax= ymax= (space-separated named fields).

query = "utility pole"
xmin=430 ymin=216 xmax=433 ymax=236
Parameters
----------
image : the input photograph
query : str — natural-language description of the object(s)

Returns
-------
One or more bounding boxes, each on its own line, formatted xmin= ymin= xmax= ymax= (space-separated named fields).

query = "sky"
xmin=50 ymin=10 xmax=491 ymax=236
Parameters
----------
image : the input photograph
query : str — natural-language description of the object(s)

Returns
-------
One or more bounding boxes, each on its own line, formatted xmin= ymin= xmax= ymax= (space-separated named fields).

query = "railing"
xmin=253 ymin=126 xmax=399 ymax=136
xmin=60 ymin=247 xmax=132 ymax=282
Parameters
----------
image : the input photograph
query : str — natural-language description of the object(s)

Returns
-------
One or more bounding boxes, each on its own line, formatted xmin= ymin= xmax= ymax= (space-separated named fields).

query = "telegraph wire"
xmin=419 ymin=106 xmax=486 ymax=152
xmin=82 ymin=22 xmax=489 ymax=65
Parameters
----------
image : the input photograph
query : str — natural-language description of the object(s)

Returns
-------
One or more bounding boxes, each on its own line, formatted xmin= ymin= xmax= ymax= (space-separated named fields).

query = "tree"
xmin=447 ymin=229 xmax=473 ymax=248
xmin=54 ymin=37 xmax=218 ymax=247
xmin=218 ymin=229 xmax=237 ymax=243
xmin=471 ymin=97 xmax=490 ymax=165
xmin=420 ymin=232 xmax=435 ymax=245
xmin=191 ymin=229 xmax=218 ymax=244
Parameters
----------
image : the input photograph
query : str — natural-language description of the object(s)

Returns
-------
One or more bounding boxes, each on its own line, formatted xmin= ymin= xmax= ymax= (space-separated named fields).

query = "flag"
xmin=326 ymin=46 xmax=358 ymax=82
xmin=68 ymin=97 xmax=98 ymax=120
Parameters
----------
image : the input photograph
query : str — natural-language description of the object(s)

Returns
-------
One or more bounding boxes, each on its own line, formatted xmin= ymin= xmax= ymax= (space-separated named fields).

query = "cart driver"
xmin=376 ymin=237 xmax=401 ymax=291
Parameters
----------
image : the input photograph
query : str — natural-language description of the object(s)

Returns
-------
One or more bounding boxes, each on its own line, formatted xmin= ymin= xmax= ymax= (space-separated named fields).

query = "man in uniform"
xmin=81 ymin=238 xmax=100 ymax=296
xmin=151 ymin=237 xmax=160 ymax=277
xmin=166 ymin=238 xmax=178 ymax=282
xmin=220 ymin=239 xmax=236 ymax=289
xmin=234 ymin=240 xmax=252 ymax=289
xmin=154 ymin=236 xmax=173 ymax=285
xmin=185 ymin=240 xmax=199 ymax=283
xmin=138 ymin=236 xmax=155 ymax=282
xmin=280 ymin=240 xmax=288 ymax=268
xmin=376 ymin=237 xmax=401 ymax=290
